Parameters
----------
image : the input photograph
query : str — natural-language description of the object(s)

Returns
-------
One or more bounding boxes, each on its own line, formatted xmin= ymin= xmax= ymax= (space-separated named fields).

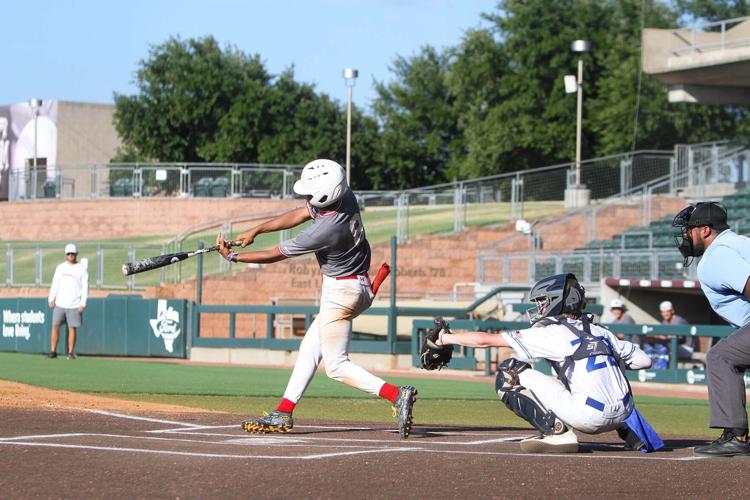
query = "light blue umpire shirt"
xmin=697 ymin=229 xmax=750 ymax=328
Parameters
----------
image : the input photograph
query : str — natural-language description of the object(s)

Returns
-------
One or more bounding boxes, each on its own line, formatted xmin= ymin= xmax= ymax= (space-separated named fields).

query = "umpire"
xmin=673 ymin=201 xmax=750 ymax=457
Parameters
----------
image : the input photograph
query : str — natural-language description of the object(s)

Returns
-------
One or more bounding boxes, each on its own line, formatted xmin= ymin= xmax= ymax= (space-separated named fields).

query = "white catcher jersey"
xmin=502 ymin=319 xmax=640 ymax=407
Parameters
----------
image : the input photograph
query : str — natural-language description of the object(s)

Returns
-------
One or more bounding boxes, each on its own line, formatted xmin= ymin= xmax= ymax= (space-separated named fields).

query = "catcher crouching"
xmin=420 ymin=273 xmax=663 ymax=454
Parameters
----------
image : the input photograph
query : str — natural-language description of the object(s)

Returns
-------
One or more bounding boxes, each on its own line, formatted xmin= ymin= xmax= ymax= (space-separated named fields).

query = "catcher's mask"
xmin=672 ymin=202 xmax=729 ymax=267
xmin=526 ymin=273 xmax=586 ymax=325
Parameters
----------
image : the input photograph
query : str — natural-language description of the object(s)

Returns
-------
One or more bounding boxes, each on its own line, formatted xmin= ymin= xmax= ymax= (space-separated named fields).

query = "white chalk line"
xmin=155 ymin=429 xmax=532 ymax=446
xmin=78 ymin=409 xmax=527 ymax=439
xmin=0 ymin=440 xmax=411 ymax=460
xmin=13 ymin=408 xmax=706 ymax=462
xmin=80 ymin=409 xmax=204 ymax=428
xmin=0 ymin=439 xmax=706 ymax=462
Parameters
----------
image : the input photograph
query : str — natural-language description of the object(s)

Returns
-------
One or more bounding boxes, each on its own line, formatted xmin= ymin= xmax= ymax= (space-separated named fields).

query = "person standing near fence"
xmin=216 ymin=159 xmax=418 ymax=438
xmin=673 ymin=202 xmax=750 ymax=457
xmin=47 ymin=243 xmax=88 ymax=359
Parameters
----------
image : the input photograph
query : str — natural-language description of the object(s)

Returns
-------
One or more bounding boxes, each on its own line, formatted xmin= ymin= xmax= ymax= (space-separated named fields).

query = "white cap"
xmin=610 ymin=299 xmax=625 ymax=309
xmin=659 ymin=300 xmax=673 ymax=312
xmin=64 ymin=243 xmax=77 ymax=255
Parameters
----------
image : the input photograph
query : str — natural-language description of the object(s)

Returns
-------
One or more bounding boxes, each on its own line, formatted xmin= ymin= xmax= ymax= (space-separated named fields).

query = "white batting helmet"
xmin=294 ymin=159 xmax=347 ymax=208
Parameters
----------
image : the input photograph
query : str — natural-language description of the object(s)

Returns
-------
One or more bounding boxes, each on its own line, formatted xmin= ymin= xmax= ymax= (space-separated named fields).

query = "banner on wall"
xmin=0 ymin=297 xmax=187 ymax=358
xmin=0 ymin=100 xmax=58 ymax=201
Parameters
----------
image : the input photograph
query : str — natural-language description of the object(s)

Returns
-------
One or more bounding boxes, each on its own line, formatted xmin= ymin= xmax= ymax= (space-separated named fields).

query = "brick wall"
xmin=0 ymin=198 xmax=300 ymax=240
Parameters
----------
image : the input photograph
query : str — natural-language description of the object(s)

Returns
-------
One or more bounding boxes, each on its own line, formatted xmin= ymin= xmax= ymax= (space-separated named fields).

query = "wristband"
xmin=225 ymin=251 xmax=238 ymax=263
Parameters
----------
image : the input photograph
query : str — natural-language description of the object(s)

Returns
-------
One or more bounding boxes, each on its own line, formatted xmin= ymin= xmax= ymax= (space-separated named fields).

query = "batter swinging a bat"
xmin=422 ymin=274 xmax=664 ymax=453
xmin=216 ymin=159 xmax=418 ymax=438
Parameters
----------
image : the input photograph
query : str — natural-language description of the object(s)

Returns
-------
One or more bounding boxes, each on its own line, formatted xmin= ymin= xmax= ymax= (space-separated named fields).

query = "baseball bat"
xmin=122 ymin=240 xmax=242 ymax=276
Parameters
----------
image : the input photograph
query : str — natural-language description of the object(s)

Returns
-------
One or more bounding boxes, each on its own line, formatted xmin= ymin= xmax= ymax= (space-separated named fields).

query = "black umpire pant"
xmin=707 ymin=322 xmax=750 ymax=430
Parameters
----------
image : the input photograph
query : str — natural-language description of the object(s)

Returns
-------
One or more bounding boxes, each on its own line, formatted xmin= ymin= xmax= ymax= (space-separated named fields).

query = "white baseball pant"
xmin=281 ymin=275 xmax=387 ymax=402
xmin=519 ymin=369 xmax=633 ymax=434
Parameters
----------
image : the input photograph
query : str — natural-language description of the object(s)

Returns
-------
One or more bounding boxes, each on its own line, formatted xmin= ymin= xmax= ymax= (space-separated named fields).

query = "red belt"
xmin=333 ymin=263 xmax=391 ymax=297
xmin=336 ymin=272 xmax=369 ymax=281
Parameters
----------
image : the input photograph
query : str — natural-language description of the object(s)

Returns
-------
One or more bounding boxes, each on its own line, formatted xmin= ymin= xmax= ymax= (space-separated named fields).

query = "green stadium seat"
xmin=192 ymin=177 xmax=213 ymax=197
xmin=43 ymin=181 xmax=57 ymax=198
xmin=110 ymin=177 xmax=133 ymax=197
xmin=210 ymin=177 xmax=230 ymax=197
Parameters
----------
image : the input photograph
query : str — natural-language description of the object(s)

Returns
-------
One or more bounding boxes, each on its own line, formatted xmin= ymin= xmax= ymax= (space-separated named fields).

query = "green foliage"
xmin=371 ymin=46 xmax=462 ymax=189
xmin=675 ymin=0 xmax=749 ymax=23
xmin=114 ymin=3 xmax=748 ymax=191
xmin=114 ymin=36 xmax=270 ymax=163
xmin=113 ymin=36 xmax=381 ymax=190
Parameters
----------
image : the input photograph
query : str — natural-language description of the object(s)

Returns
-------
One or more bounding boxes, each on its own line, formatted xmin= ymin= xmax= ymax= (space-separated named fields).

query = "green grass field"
xmin=0 ymin=352 xmax=733 ymax=436
xmin=6 ymin=200 xmax=565 ymax=289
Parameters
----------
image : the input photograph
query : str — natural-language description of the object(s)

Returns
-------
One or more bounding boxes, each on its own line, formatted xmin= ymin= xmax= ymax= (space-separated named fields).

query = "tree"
xmin=371 ymin=46 xmax=462 ymax=189
xmin=675 ymin=0 xmax=749 ymax=23
xmin=114 ymin=36 xmax=270 ymax=162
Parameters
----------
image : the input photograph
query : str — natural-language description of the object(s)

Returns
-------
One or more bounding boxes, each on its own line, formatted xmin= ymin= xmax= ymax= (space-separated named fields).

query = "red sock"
xmin=379 ymin=383 xmax=399 ymax=403
xmin=276 ymin=398 xmax=296 ymax=414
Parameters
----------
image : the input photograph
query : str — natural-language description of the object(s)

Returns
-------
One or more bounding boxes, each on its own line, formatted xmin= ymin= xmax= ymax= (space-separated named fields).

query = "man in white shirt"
xmin=47 ymin=243 xmax=88 ymax=359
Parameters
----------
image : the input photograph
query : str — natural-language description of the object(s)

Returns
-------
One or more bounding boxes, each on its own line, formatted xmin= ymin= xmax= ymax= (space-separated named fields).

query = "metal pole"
xmin=388 ymin=236 xmax=397 ymax=352
xmin=575 ymin=58 xmax=584 ymax=186
xmin=345 ymin=85 xmax=353 ymax=185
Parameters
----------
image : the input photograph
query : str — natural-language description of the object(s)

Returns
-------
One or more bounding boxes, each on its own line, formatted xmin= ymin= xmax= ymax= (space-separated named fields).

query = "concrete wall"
xmin=56 ymin=101 xmax=120 ymax=166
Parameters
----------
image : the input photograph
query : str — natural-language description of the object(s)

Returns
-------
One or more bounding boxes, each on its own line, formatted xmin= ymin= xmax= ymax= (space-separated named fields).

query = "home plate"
xmin=224 ymin=437 xmax=307 ymax=445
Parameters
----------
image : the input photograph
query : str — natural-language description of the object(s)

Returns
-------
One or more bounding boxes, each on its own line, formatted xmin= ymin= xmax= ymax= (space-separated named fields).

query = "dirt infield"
xmin=1 ymin=382 xmax=749 ymax=499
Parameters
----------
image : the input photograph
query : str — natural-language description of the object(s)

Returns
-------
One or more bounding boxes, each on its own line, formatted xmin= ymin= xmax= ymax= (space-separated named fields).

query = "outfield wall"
xmin=0 ymin=296 xmax=187 ymax=358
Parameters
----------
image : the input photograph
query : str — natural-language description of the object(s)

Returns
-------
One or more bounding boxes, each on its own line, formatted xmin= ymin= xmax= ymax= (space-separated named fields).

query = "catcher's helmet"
xmin=526 ymin=273 xmax=586 ymax=325
xmin=294 ymin=159 xmax=348 ymax=208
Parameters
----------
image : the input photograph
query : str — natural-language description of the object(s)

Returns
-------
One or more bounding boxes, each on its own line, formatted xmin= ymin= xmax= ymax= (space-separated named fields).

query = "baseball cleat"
xmin=392 ymin=385 xmax=418 ymax=439
xmin=520 ymin=428 xmax=578 ymax=454
xmin=241 ymin=411 xmax=293 ymax=434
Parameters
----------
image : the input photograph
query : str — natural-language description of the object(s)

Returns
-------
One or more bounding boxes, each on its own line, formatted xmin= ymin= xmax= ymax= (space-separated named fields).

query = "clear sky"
xmin=2 ymin=0 xmax=496 ymax=109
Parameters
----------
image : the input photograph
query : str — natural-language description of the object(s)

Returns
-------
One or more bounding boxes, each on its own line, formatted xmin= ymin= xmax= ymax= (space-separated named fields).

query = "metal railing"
xmin=476 ymin=248 xmax=696 ymax=287
xmin=7 ymin=162 xmax=303 ymax=201
xmin=2 ymin=242 xmax=168 ymax=290
xmin=671 ymin=16 xmax=750 ymax=57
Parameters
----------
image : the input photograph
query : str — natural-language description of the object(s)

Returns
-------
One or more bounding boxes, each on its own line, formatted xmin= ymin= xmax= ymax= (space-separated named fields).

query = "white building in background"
xmin=0 ymin=100 xmax=120 ymax=201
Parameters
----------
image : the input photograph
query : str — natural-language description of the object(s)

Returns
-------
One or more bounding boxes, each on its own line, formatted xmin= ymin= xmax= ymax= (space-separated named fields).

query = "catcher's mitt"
xmin=420 ymin=317 xmax=454 ymax=370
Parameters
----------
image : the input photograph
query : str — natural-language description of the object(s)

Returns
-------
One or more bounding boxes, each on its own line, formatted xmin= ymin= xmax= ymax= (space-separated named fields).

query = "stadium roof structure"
xmin=642 ymin=16 xmax=750 ymax=105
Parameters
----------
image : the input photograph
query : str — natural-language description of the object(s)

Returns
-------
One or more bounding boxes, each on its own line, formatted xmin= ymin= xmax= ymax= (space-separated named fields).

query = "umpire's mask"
xmin=672 ymin=202 xmax=729 ymax=267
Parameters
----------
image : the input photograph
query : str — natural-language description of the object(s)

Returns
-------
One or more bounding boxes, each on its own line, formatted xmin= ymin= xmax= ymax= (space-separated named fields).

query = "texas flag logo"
xmin=149 ymin=300 xmax=181 ymax=352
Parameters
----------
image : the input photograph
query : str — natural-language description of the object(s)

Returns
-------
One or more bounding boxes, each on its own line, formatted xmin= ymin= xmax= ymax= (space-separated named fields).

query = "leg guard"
xmin=617 ymin=424 xmax=645 ymax=452
xmin=499 ymin=388 xmax=565 ymax=436
xmin=495 ymin=357 xmax=531 ymax=391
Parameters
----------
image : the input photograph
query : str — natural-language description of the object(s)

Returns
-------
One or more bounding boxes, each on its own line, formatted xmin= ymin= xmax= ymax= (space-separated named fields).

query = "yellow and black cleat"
xmin=392 ymin=385 xmax=417 ymax=439
xmin=241 ymin=411 xmax=293 ymax=434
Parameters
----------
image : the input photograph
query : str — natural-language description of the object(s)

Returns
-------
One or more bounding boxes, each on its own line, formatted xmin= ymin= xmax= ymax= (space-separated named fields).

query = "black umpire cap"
xmin=676 ymin=201 xmax=730 ymax=231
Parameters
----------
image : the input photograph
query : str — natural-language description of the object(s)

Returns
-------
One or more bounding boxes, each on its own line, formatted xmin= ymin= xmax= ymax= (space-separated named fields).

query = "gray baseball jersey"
xmin=279 ymin=189 xmax=371 ymax=278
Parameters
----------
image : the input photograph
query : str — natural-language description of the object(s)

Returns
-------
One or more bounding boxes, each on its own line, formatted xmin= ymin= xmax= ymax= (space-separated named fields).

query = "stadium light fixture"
xmin=343 ymin=68 xmax=359 ymax=185
xmin=29 ymin=98 xmax=42 ymax=198
xmin=570 ymin=40 xmax=591 ymax=187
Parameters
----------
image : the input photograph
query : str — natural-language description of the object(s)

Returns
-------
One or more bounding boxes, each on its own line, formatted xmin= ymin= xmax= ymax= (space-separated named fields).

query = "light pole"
xmin=571 ymin=40 xmax=590 ymax=187
xmin=29 ymin=98 xmax=42 ymax=199
xmin=342 ymin=68 xmax=358 ymax=185
xmin=563 ymin=41 xmax=591 ymax=209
